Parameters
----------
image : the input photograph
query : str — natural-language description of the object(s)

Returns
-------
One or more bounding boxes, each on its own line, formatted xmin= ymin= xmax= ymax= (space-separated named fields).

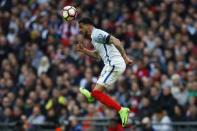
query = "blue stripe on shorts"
xmin=103 ymin=65 xmax=115 ymax=83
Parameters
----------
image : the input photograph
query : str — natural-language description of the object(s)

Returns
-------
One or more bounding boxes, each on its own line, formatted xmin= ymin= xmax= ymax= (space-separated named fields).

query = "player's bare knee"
xmin=92 ymin=84 xmax=105 ymax=92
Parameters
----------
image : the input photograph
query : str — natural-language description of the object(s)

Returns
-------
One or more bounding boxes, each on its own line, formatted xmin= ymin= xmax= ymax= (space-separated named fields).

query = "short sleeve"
xmin=92 ymin=29 xmax=110 ymax=44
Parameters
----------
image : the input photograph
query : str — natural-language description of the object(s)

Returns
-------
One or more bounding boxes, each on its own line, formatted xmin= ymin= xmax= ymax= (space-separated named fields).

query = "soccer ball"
xmin=62 ymin=6 xmax=77 ymax=21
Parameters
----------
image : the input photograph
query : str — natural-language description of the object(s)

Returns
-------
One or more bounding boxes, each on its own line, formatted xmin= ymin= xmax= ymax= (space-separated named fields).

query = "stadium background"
xmin=0 ymin=0 xmax=197 ymax=131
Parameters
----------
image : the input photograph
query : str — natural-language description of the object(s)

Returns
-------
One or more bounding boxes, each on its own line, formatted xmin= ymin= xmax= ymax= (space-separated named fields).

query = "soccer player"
xmin=76 ymin=18 xmax=133 ymax=127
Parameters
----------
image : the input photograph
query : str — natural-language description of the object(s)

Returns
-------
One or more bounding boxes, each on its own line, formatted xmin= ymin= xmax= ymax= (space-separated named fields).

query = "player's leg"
xmin=91 ymin=65 xmax=122 ymax=111
xmin=91 ymin=84 xmax=121 ymax=111
xmin=91 ymin=84 xmax=129 ymax=127
xmin=79 ymin=65 xmax=129 ymax=126
xmin=80 ymin=84 xmax=129 ymax=126
xmin=91 ymin=65 xmax=129 ymax=127
xmin=79 ymin=66 xmax=108 ymax=102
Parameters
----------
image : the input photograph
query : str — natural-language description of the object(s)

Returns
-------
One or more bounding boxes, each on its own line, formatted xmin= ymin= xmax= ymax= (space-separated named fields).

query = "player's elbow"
xmin=110 ymin=36 xmax=120 ymax=46
xmin=114 ymin=37 xmax=121 ymax=45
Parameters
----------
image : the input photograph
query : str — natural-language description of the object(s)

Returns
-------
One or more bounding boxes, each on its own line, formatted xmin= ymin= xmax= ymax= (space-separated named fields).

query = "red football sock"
xmin=91 ymin=90 xmax=121 ymax=111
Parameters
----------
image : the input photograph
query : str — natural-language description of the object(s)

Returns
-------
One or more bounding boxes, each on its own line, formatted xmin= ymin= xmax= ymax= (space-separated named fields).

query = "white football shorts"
xmin=97 ymin=64 xmax=126 ymax=88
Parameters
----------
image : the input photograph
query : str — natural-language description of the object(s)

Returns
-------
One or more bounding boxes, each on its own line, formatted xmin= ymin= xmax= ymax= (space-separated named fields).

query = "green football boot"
xmin=118 ymin=107 xmax=130 ymax=127
xmin=79 ymin=87 xmax=94 ymax=103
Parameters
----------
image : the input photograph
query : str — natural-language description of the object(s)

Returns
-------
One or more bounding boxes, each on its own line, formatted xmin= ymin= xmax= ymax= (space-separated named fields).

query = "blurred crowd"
xmin=0 ymin=0 xmax=197 ymax=131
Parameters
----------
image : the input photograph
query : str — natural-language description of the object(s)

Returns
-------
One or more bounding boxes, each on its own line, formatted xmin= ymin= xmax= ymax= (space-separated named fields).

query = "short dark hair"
xmin=79 ymin=17 xmax=94 ymax=26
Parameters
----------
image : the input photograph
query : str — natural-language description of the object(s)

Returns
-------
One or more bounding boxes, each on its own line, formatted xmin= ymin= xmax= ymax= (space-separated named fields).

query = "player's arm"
xmin=76 ymin=44 xmax=100 ymax=60
xmin=109 ymin=36 xmax=133 ymax=65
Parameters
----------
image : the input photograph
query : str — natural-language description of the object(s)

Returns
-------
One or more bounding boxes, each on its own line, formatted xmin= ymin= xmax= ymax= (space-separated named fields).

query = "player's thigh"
xmin=104 ymin=70 xmax=122 ymax=86
xmin=97 ymin=66 xmax=124 ymax=88
xmin=95 ymin=66 xmax=109 ymax=90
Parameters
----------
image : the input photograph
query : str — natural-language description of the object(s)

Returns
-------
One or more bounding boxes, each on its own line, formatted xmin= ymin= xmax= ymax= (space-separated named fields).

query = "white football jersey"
xmin=91 ymin=28 xmax=125 ymax=68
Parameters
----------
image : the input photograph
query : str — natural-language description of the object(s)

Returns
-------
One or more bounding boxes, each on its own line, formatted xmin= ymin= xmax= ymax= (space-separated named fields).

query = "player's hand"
xmin=124 ymin=56 xmax=133 ymax=65
xmin=75 ymin=44 xmax=85 ymax=52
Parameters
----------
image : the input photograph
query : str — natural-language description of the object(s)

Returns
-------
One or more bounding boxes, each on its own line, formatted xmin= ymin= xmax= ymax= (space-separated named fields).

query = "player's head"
xmin=78 ymin=17 xmax=94 ymax=35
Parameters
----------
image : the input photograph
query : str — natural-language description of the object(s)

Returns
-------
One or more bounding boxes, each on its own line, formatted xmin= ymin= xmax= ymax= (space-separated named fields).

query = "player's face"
xmin=79 ymin=23 xmax=88 ymax=35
